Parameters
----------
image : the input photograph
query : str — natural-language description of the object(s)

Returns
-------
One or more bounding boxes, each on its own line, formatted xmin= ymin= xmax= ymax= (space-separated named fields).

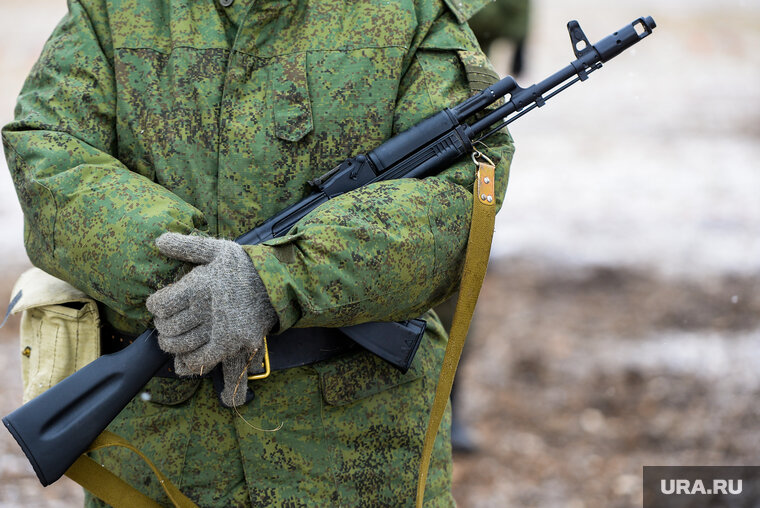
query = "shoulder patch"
xmin=460 ymin=57 xmax=500 ymax=92
xmin=457 ymin=49 xmax=500 ymax=93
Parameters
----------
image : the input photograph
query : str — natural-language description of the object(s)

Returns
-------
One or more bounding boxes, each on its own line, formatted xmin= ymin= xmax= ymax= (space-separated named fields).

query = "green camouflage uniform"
xmin=3 ymin=0 xmax=513 ymax=505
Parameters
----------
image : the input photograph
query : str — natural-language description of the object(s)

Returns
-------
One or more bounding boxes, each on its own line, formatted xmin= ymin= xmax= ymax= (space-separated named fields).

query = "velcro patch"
xmin=463 ymin=63 xmax=500 ymax=93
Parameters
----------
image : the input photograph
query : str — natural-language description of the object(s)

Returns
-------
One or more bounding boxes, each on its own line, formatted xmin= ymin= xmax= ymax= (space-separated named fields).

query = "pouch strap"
xmin=415 ymin=157 xmax=497 ymax=507
xmin=0 ymin=290 xmax=22 ymax=329
xmin=65 ymin=430 xmax=198 ymax=508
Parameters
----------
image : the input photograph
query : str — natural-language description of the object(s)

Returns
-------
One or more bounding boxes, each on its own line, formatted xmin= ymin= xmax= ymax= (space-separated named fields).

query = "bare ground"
xmin=451 ymin=260 xmax=760 ymax=507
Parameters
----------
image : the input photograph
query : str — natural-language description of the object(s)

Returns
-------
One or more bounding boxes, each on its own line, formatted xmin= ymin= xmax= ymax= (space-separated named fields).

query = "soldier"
xmin=4 ymin=0 xmax=513 ymax=505
xmin=468 ymin=0 xmax=530 ymax=75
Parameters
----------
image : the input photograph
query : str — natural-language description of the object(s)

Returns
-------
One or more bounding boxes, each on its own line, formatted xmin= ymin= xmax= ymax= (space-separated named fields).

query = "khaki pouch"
xmin=9 ymin=268 xmax=100 ymax=403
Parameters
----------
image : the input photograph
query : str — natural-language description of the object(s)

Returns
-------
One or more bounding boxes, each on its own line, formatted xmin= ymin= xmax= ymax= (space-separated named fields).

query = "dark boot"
xmin=450 ymin=406 xmax=478 ymax=454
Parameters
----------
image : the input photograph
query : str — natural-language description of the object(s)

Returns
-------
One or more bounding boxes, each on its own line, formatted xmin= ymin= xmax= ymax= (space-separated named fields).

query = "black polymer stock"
xmin=4 ymin=16 xmax=656 ymax=487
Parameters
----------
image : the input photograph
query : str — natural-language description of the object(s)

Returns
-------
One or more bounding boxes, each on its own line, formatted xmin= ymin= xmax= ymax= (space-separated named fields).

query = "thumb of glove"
xmin=156 ymin=232 xmax=221 ymax=265
xmin=219 ymin=351 xmax=255 ymax=408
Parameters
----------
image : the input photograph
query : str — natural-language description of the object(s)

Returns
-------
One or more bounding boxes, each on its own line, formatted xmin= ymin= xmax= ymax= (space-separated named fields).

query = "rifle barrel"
xmin=468 ymin=16 xmax=656 ymax=138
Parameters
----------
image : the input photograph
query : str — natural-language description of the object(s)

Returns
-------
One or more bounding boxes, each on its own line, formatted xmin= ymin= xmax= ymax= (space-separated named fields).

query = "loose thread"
xmin=231 ymin=349 xmax=283 ymax=433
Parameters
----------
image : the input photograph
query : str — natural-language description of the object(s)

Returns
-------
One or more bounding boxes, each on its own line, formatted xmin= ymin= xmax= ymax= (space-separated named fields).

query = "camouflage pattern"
xmin=4 ymin=0 xmax=514 ymax=505
xmin=86 ymin=316 xmax=454 ymax=506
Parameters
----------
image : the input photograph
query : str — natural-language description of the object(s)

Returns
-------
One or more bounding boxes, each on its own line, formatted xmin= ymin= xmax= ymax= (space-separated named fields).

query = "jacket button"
xmin=219 ymin=0 xmax=233 ymax=6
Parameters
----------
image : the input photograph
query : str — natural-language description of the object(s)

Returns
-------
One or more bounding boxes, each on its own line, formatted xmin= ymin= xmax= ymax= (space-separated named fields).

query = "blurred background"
xmin=1 ymin=0 xmax=758 ymax=506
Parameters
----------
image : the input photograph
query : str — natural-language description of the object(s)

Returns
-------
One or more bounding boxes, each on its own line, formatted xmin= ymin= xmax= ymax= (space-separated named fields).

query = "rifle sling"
xmin=65 ymin=430 xmax=198 ymax=508
xmin=416 ymin=158 xmax=497 ymax=507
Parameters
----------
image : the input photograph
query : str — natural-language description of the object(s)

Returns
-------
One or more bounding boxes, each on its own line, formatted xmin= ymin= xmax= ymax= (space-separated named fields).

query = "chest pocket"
xmin=261 ymin=45 xmax=406 ymax=188
xmin=270 ymin=52 xmax=313 ymax=142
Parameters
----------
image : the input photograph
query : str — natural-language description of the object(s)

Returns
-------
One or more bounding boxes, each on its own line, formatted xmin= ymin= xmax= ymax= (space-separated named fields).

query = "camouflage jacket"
xmin=4 ymin=0 xmax=512 ymax=335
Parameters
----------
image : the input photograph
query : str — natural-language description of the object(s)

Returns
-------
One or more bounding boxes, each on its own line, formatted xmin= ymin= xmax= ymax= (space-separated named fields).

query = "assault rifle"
xmin=4 ymin=16 xmax=656 ymax=487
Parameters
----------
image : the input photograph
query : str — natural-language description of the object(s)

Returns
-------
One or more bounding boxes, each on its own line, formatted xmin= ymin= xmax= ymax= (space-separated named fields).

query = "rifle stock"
xmin=3 ymin=330 xmax=168 ymax=485
xmin=3 ymin=16 xmax=656 ymax=487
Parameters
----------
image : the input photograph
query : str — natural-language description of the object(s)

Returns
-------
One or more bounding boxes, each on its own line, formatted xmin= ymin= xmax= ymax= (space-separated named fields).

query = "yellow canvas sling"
xmin=416 ymin=152 xmax=497 ymax=507
xmin=65 ymin=430 xmax=198 ymax=508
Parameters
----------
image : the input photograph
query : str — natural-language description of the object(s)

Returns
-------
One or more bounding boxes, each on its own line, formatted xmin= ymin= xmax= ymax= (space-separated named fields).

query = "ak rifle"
xmin=3 ymin=16 xmax=656 ymax=487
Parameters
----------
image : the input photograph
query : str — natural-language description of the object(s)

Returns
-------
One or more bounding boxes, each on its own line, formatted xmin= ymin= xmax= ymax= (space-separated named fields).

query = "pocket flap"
xmin=315 ymin=350 xmax=422 ymax=407
xmin=271 ymin=52 xmax=313 ymax=142
xmin=10 ymin=267 xmax=94 ymax=314
xmin=458 ymin=50 xmax=501 ymax=93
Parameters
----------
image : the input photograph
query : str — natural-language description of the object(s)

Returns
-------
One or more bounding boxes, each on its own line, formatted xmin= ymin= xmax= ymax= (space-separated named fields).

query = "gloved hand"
xmin=146 ymin=233 xmax=278 ymax=407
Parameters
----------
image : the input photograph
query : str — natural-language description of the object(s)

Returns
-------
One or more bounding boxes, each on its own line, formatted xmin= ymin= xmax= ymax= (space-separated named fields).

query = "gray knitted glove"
xmin=146 ymin=232 xmax=278 ymax=407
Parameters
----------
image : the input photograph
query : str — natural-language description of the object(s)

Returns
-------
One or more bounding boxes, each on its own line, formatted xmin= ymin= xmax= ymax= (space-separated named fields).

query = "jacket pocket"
xmin=270 ymin=52 xmax=313 ymax=142
xmin=314 ymin=348 xmax=422 ymax=407
xmin=10 ymin=268 xmax=100 ymax=403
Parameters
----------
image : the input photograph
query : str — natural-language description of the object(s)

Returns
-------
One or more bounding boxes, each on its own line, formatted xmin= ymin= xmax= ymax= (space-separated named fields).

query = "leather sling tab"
xmin=415 ymin=157 xmax=497 ymax=507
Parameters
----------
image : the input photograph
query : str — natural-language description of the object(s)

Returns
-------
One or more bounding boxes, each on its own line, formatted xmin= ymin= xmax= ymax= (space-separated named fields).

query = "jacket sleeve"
xmin=245 ymin=10 xmax=514 ymax=332
xmin=2 ymin=0 xmax=208 ymax=330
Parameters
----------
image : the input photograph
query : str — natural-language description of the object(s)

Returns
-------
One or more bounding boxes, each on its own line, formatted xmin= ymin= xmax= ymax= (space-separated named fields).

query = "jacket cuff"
xmin=242 ymin=242 xmax=302 ymax=333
